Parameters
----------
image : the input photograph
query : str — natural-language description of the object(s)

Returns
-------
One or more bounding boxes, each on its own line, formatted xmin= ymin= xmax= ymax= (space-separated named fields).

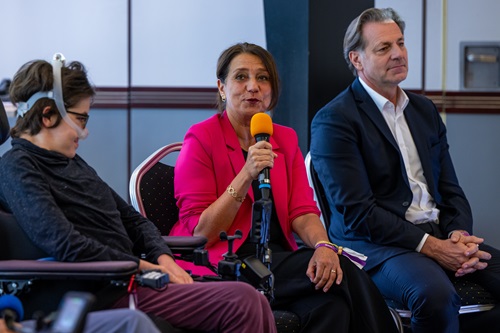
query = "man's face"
xmin=350 ymin=20 xmax=408 ymax=93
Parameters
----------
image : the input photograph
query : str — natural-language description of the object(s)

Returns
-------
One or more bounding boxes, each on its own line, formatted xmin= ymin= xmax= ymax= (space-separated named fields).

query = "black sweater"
xmin=0 ymin=138 xmax=172 ymax=264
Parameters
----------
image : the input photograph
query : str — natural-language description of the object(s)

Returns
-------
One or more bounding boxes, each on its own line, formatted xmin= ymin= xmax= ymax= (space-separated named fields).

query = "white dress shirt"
xmin=359 ymin=78 xmax=440 ymax=251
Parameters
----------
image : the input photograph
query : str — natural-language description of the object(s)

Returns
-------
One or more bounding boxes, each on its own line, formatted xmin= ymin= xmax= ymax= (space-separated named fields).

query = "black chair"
xmin=129 ymin=143 xmax=208 ymax=264
xmin=0 ymin=99 xmax=9 ymax=144
xmin=304 ymin=152 xmax=496 ymax=332
xmin=130 ymin=143 xmax=182 ymax=236
xmin=130 ymin=142 xmax=301 ymax=333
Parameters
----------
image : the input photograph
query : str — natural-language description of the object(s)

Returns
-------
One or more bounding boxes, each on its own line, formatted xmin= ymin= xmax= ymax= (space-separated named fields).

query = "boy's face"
xmin=44 ymin=97 xmax=91 ymax=158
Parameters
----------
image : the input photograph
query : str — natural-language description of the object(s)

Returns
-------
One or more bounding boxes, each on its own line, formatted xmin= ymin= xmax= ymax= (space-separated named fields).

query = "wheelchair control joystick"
xmin=217 ymin=230 xmax=243 ymax=281
xmin=216 ymin=230 xmax=275 ymax=302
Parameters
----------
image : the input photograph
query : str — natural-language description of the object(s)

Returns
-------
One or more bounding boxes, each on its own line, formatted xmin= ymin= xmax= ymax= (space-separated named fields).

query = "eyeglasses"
xmin=66 ymin=110 xmax=90 ymax=128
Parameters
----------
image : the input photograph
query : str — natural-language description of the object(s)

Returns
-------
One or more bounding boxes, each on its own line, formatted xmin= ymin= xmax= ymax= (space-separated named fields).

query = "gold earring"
xmin=220 ymin=94 xmax=226 ymax=102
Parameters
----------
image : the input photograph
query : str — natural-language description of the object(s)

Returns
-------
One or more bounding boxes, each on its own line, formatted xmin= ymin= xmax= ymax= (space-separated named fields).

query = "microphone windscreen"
xmin=0 ymin=295 xmax=24 ymax=321
xmin=250 ymin=113 xmax=273 ymax=137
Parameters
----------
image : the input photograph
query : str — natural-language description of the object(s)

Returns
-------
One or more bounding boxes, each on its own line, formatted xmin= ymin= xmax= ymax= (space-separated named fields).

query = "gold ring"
xmin=331 ymin=269 xmax=336 ymax=273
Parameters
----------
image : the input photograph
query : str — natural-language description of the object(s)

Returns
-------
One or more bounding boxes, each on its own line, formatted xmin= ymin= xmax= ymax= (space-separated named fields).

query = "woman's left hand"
xmin=306 ymin=246 xmax=342 ymax=292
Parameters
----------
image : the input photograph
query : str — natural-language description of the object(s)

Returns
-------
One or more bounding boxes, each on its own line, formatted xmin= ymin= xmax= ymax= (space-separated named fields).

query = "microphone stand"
xmin=251 ymin=194 xmax=272 ymax=267
xmin=248 ymin=177 xmax=274 ymax=301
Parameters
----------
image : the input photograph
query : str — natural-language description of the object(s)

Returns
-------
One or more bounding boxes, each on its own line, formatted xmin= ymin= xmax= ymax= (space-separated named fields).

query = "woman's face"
xmin=218 ymin=53 xmax=273 ymax=120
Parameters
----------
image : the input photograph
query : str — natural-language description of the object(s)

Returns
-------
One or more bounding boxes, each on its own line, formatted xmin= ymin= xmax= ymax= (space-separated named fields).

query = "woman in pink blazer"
xmin=170 ymin=42 xmax=398 ymax=333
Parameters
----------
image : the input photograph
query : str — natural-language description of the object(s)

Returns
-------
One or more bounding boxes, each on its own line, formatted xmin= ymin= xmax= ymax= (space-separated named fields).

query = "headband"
xmin=16 ymin=53 xmax=88 ymax=139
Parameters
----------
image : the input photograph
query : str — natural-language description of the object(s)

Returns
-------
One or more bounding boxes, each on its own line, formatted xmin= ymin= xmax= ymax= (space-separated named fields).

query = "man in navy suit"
xmin=310 ymin=7 xmax=500 ymax=333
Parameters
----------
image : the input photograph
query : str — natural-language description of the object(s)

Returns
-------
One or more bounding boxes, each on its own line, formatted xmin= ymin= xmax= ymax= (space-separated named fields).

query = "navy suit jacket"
xmin=310 ymin=78 xmax=473 ymax=271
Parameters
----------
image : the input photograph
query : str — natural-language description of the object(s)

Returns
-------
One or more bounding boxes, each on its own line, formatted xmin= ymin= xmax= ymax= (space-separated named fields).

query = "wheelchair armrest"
xmin=0 ymin=260 xmax=138 ymax=319
xmin=162 ymin=236 xmax=207 ymax=254
xmin=0 ymin=260 xmax=138 ymax=280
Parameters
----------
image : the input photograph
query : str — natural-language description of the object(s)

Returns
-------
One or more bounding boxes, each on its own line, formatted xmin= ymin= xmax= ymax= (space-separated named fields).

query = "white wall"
xmin=0 ymin=0 xmax=267 ymax=199
xmin=0 ymin=0 xmax=129 ymax=86
xmin=132 ymin=0 xmax=266 ymax=87
xmin=446 ymin=0 xmax=500 ymax=90
xmin=0 ymin=0 xmax=266 ymax=88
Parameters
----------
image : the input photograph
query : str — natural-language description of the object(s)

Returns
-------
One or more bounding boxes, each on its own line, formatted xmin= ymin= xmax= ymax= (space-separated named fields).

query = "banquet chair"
xmin=130 ymin=142 xmax=302 ymax=333
xmin=130 ymin=142 xmax=183 ymax=236
xmin=304 ymin=152 xmax=496 ymax=332
xmin=129 ymin=142 xmax=208 ymax=265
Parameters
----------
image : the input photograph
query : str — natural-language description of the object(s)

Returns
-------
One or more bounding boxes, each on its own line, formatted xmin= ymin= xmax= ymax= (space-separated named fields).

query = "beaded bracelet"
xmin=226 ymin=185 xmax=245 ymax=203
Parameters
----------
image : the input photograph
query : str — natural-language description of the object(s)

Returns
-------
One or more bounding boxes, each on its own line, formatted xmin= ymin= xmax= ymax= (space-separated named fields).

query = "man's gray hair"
xmin=344 ymin=7 xmax=405 ymax=76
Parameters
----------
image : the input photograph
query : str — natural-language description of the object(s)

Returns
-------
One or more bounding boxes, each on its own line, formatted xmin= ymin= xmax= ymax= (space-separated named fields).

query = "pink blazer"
xmin=170 ymin=112 xmax=320 ymax=275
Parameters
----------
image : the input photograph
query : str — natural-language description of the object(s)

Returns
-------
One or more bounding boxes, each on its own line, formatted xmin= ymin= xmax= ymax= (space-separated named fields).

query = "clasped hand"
xmin=425 ymin=231 xmax=491 ymax=277
xmin=450 ymin=231 xmax=491 ymax=277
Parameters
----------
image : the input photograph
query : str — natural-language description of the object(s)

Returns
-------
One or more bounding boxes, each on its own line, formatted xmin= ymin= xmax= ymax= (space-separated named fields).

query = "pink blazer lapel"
xmin=219 ymin=113 xmax=255 ymax=202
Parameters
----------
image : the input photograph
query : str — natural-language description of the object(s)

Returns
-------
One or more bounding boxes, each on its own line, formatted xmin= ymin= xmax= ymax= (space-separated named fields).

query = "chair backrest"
xmin=129 ymin=142 xmax=182 ymax=235
xmin=0 ymin=102 xmax=50 ymax=260
xmin=0 ymin=208 xmax=50 ymax=260
xmin=0 ymin=101 xmax=10 ymax=145
xmin=304 ymin=152 xmax=331 ymax=230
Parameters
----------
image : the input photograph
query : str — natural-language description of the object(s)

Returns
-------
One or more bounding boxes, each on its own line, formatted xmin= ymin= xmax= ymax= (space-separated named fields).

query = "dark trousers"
xmin=369 ymin=242 xmax=500 ymax=333
xmin=269 ymin=248 xmax=399 ymax=333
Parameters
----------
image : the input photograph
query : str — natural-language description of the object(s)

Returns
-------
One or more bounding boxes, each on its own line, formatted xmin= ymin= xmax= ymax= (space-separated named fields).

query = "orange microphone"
xmin=250 ymin=113 xmax=273 ymax=198
xmin=250 ymin=112 xmax=273 ymax=141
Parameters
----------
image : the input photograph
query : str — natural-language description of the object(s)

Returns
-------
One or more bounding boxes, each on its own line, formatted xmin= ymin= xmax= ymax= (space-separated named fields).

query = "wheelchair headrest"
xmin=0 ymin=100 xmax=9 ymax=146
